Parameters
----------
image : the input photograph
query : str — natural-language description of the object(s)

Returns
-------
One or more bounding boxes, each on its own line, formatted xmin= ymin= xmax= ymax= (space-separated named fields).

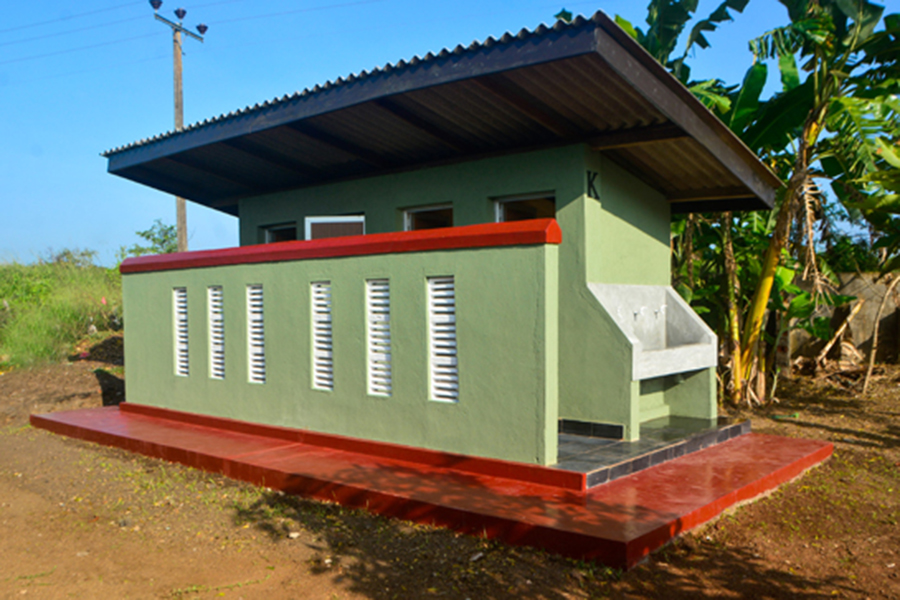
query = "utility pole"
xmin=150 ymin=0 xmax=207 ymax=253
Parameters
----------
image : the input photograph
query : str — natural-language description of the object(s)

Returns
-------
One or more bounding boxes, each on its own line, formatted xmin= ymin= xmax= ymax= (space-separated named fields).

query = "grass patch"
xmin=4 ymin=567 xmax=56 ymax=583
xmin=0 ymin=253 xmax=121 ymax=367
xmin=170 ymin=574 xmax=271 ymax=598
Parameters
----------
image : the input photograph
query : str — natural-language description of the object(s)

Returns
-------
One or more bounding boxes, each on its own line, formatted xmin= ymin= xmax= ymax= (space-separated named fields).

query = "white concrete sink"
xmin=588 ymin=283 xmax=717 ymax=380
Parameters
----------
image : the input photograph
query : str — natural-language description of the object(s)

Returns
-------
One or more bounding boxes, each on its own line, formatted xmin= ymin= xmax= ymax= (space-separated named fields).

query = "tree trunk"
xmin=685 ymin=213 xmax=696 ymax=290
xmin=722 ymin=212 xmax=743 ymax=404
xmin=739 ymin=122 xmax=819 ymax=390
xmin=739 ymin=175 xmax=797 ymax=381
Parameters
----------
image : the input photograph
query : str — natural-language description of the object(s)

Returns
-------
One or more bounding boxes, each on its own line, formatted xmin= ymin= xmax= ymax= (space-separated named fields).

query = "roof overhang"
xmin=103 ymin=11 xmax=781 ymax=216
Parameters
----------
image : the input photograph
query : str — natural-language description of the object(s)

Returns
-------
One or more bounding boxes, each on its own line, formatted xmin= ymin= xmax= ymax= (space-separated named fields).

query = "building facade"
xmin=108 ymin=13 xmax=779 ymax=466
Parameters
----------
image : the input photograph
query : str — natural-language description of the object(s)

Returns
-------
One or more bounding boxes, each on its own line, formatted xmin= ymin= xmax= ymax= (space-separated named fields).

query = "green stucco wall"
xmin=123 ymin=243 xmax=559 ymax=465
xmin=124 ymin=143 xmax=717 ymax=463
xmin=554 ymin=147 xmax=715 ymax=440
xmin=238 ymin=146 xmax=585 ymax=245
xmin=638 ymin=370 xmax=717 ymax=423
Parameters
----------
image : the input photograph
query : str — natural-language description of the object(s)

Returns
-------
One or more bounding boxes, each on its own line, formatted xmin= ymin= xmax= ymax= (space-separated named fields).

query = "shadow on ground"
xmin=622 ymin=540 xmax=858 ymax=599
xmin=231 ymin=486 xmax=596 ymax=599
xmin=93 ymin=369 xmax=124 ymax=406
xmin=228 ymin=485 xmax=857 ymax=600
xmin=68 ymin=334 xmax=123 ymax=366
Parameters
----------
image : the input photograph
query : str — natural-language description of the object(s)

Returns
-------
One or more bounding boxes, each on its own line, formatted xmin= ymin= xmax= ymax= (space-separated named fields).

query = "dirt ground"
xmin=0 ymin=338 xmax=898 ymax=599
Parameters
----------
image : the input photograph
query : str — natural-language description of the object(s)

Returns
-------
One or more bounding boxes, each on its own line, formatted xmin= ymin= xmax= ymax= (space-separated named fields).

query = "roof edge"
xmin=591 ymin=11 xmax=782 ymax=203
xmin=103 ymin=14 xmax=604 ymax=163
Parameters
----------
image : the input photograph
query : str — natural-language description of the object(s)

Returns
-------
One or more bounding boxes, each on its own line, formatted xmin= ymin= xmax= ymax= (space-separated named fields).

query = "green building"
xmin=105 ymin=13 xmax=778 ymax=466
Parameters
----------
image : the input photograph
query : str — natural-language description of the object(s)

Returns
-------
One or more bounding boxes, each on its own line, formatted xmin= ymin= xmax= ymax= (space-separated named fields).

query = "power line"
xmin=0 ymin=0 xmax=385 ymax=64
xmin=210 ymin=0 xmax=387 ymax=26
xmin=0 ymin=0 xmax=254 ymax=48
xmin=4 ymin=54 xmax=167 ymax=86
xmin=0 ymin=15 xmax=145 ymax=48
xmin=193 ymin=0 xmax=260 ymax=9
xmin=0 ymin=2 xmax=140 ymax=36
xmin=0 ymin=0 xmax=566 ymax=73
xmin=0 ymin=32 xmax=161 ymax=66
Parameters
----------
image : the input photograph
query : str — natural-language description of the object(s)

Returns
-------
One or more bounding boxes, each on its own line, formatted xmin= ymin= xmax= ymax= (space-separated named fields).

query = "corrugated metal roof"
xmin=103 ymin=11 xmax=781 ymax=215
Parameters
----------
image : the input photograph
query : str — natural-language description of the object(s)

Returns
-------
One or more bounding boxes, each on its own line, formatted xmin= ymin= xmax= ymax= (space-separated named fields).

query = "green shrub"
xmin=0 ymin=253 xmax=121 ymax=367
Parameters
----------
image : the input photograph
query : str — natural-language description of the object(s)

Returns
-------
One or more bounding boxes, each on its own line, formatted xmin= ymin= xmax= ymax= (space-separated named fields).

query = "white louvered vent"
xmin=427 ymin=276 xmax=458 ymax=402
xmin=208 ymin=286 xmax=224 ymax=380
xmin=173 ymin=287 xmax=189 ymax=377
xmin=246 ymin=284 xmax=266 ymax=384
xmin=366 ymin=279 xmax=392 ymax=396
xmin=311 ymin=281 xmax=333 ymax=391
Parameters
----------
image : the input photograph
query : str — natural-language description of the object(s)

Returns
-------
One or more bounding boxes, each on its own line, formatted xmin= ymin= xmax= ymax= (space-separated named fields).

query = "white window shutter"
xmin=366 ymin=279 xmax=391 ymax=396
xmin=208 ymin=286 xmax=225 ymax=380
xmin=427 ymin=276 xmax=458 ymax=402
xmin=173 ymin=287 xmax=189 ymax=377
xmin=311 ymin=281 xmax=333 ymax=391
xmin=247 ymin=284 xmax=266 ymax=384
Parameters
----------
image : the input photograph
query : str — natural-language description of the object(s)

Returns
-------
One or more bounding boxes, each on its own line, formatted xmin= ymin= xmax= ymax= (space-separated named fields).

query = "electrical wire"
xmin=209 ymin=0 xmax=387 ymax=26
xmin=192 ymin=0 xmax=262 ymax=9
xmin=0 ymin=32 xmax=162 ymax=66
xmin=0 ymin=15 xmax=145 ymax=48
xmin=0 ymin=2 xmax=141 ymax=36
xmin=0 ymin=0 xmax=366 ymax=44
xmin=0 ymin=0 xmax=384 ymax=61
xmin=0 ymin=0 xmax=573 ymax=77
xmin=5 ymin=54 xmax=167 ymax=86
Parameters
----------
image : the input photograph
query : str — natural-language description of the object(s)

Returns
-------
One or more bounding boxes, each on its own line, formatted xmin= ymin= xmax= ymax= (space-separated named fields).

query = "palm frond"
xmin=749 ymin=13 xmax=835 ymax=62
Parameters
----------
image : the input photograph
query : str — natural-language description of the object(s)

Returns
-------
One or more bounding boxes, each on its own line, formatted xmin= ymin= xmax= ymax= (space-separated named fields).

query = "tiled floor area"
xmin=31 ymin=404 xmax=832 ymax=569
xmin=556 ymin=416 xmax=752 ymax=487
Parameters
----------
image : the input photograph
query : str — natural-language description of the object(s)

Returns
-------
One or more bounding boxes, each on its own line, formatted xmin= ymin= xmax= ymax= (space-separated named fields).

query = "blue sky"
xmin=0 ymin=0 xmax=794 ymax=266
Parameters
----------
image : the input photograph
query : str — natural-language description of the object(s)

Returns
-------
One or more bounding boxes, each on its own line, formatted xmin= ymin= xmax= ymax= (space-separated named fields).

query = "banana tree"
xmin=614 ymin=0 xmax=751 ymax=91
xmin=734 ymin=0 xmax=899 ymax=399
xmin=619 ymin=0 xmax=898 ymax=404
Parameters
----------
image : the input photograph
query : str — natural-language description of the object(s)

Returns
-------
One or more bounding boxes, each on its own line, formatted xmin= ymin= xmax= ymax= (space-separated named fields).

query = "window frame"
xmin=246 ymin=284 xmax=266 ymax=385
xmin=365 ymin=278 xmax=392 ymax=397
xmin=207 ymin=285 xmax=225 ymax=380
xmin=311 ymin=281 xmax=334 ymax=392
xmin=426 ymin=275 xmax=459 ymax=403
xmin=492 ymin=192 xmax=556 ymax=223
xmin=262 ymin=223 xmax=298 ymax=244
xmin=173 ymin=287 xmax=189 ymax=377
xmin=304 ymin=215 xmax=365 ymax=241
xmin=403 ymin=204 xmax=453 ymax=232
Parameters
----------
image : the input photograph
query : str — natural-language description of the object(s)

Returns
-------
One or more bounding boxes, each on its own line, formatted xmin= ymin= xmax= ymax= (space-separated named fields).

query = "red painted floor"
xmin=30 ymin=405 xmax=832 ymax=569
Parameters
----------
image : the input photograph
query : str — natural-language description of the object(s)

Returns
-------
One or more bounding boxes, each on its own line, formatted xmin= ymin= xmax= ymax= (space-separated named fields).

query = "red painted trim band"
xmin=120 ymin=403 xmax=586 ymax=491
xmin=120 ymin=219 xmax=562 ymax=274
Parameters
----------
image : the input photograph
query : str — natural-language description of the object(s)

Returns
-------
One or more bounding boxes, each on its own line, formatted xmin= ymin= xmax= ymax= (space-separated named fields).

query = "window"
xmin=404 ymin=205 xmax=453 ymax=231
xmin=366 ymin=279 xmax=392 ymax=396
xmin=494 ymin=193 xmax=555 ymax=222
xmin=247 ymin=285 xmax=266 ymax=384
xmin=263 ymin=223 xmax=297 ymax=243
xmin=208 ymin=286 xmax=225 ymax=380
xmin=427 ymin=276 xmax=458 ymax=402
xmin=311 ymin=281 xmax=334 ymax=391
xmin=173 ymin=287 xmax=189 ymax=377
xmin=304 ymin=216 xmax=365 ymax=240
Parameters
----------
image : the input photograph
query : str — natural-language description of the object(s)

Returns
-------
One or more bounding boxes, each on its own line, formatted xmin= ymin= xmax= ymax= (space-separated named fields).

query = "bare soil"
xmin=0 ymin=338 xmax=898 ymax=599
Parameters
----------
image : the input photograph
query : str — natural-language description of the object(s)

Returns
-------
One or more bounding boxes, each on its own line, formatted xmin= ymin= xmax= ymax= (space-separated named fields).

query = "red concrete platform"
xmin=30 ymin=404 xmax=832 ymax=569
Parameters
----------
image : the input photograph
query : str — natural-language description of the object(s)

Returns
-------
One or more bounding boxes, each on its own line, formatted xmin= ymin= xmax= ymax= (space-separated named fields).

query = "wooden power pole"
xmin=173 ymin=26 xmax=187 ymax=252
xmin=151 ymin=2 xmax=206 ymax=253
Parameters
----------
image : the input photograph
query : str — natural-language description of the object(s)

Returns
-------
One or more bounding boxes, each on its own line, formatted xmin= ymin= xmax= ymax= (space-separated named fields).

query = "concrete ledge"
xmin=120 ymin=219 xmax=562 ymax=274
